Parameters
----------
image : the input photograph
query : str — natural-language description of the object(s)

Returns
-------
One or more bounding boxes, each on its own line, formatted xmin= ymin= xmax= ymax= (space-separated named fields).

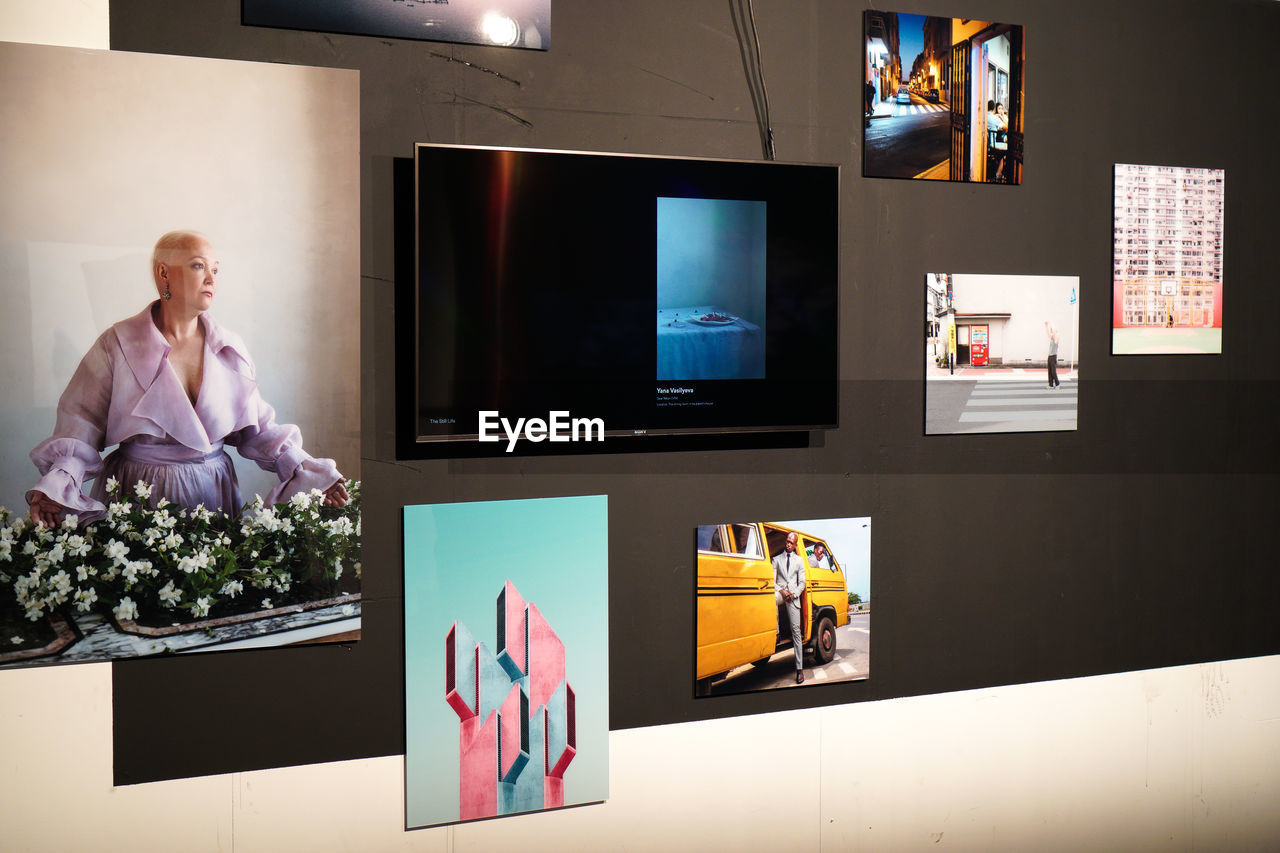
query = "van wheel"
xmin=812 ymin=616 xmax=836 ymax=665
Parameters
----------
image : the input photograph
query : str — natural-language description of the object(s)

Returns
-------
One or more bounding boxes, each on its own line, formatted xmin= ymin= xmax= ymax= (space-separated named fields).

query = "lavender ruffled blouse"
xmin=28 ymin=302 xmax=341 ymax=522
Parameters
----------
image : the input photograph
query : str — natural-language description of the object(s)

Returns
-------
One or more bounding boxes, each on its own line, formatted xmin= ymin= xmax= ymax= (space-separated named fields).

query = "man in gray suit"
xmin=773 ymin=531 xmax=806 ymax=683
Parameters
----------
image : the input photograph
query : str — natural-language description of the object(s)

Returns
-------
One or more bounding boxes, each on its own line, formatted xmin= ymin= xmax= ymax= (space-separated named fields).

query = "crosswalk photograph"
xmin=926 ymin=376 xmax=1077 ymax=434
xmin=925 ymin=272 xmax=1080 ymax=434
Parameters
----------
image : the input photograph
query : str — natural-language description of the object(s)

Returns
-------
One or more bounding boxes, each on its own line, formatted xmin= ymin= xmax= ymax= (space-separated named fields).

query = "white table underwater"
xmin=656 ymin=306 xmax=764 ymax=380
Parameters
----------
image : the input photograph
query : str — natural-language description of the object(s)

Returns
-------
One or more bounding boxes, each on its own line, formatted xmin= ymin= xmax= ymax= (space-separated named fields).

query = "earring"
xmin=163 ymin=286 xmax=171 ymax=301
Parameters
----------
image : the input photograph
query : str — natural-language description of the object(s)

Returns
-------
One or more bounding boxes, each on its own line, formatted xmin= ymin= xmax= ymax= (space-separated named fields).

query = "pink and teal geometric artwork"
xmin=445 ymin=581 xmax=577 ymax=819
xmin=405 ymin=496 xmax=608 ymax=829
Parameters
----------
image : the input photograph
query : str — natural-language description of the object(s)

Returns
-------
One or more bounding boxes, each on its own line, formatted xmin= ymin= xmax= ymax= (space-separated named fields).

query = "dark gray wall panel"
xmin=107 ymin=0 xmax=1280 ymax=784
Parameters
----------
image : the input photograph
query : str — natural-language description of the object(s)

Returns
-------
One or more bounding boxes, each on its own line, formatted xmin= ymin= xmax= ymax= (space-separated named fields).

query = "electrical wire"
xmin=729 ymin=0 xmax=776 ymax=160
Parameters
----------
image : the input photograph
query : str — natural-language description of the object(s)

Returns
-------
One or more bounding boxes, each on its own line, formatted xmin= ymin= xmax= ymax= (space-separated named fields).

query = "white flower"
xmin=340 ymin=604 xmax=355 ymax=617
xmin=75 ymin=563 xmax=95 ymax=582
xmin=163 ymin=532 xmax=183 ymax=550
xmin=190 ymin=597 xmax=212 ymax=618
xmin=113 ymin=596 xmax=138 ymax=622
xmin=219 ymin=580 xmax=243 ymax=598
xmin=260 ymin=598 xmax=273 ymax=609
xmin=73 ymin=586 xmax=98 ymax=612
xmin=24 ymin=602 xmax=45 ymax=621
xmin=133 ymin=481 xmax=152 ymax=500
xmin=157 ymin=497 xmax=170 ymax=509
xmin=158 ymin=581 xmax=182 ymax=607
xmin=10 ymin=635 xmax=22 ymax=645
xmin=0 ymin=540 xmax=11 ymax=561
xmin=46 ymin=542 xmax=66 ymax=565
xmin=22 ymin=539 xmax=38 ymax=556
xmin=105 ymin=539 xmax=129 ymax=565
xmin=65 ymin=534 xmax=90 ymax=557
xmin=326 ymin=516 xmax=355 ymax=538
xmin=154 ymin=509 xmax=176 ymax=530
xmin=122 ymin=561 xmax=145 ymax=585
xmin=289 ymin=491 xmax=313 ymax=510
xmin=280 ymin=518 xmax=294 ymax=535
xmin=60 ymin=514 xmax=80 ymax=531
xmin=105 ymin=476 xmax=119 ymax=493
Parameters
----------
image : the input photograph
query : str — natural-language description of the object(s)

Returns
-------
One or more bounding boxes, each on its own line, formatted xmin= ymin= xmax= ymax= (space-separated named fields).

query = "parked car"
xmin=926 ymin=88 xmax=940 ymax=103
xmin=896 ymin=86 xmax=911 ymax=104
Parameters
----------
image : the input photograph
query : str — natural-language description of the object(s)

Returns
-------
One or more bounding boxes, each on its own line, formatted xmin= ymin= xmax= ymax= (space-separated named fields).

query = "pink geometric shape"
xmin=526 ymin=602 xmax=566 ymax=712
xmin=498 ymin=684 xmax=529 ymax=782
xmin=547 ymin=685 xmax=576 ymax=779
xmin=444 ymin=622 xmax=477 ymax=720
xmin=498 ymin=580 xmax=528 ymax=677
xmin=458 ymin=712 xmax=497 ymax=820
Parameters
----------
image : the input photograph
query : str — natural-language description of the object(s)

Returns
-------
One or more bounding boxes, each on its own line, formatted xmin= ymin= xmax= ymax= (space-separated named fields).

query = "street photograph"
xmin=926 ymin=273 xmax=1080 ymax=435
xmin=696 ymin=517 xmax=869 ymax=698
xmin=864 ymin=11 xmax=1023 ymax=183
xmin=1112 ymin=163 xmax=1224 ymax=355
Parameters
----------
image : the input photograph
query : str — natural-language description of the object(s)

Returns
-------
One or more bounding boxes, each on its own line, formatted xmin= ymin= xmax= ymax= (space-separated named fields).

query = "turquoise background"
xmin=404 ymin=495 xmax=609 ymax=829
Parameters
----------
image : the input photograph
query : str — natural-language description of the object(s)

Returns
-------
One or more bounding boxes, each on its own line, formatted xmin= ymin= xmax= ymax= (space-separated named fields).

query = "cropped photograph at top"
xmin=926 ymin=273 xmax=1079 ymax=435
xmin=864 ymin=10 xmax=1024 ymax=184
xmin=0 ymin=43 xmax=361 ymax=668
xmin=1112 ymin=164 xmax=1224 ymax=355
xmin=696 ymin=517 xmax=870 ymax=698
xmin=244 ymin=0 xmax=551 ymax=50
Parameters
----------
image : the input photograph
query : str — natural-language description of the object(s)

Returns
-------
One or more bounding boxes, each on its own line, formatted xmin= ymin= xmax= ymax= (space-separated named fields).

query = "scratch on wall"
xmin=451 ymin=92 xmax=534 ymax=128
xmin=430 ymin=50 xmax=522 ymax=86
xmin=636 ymin=66 xmax=716 ymax=101
xmin=1201 ymin=661 xmax=1228 ymax=718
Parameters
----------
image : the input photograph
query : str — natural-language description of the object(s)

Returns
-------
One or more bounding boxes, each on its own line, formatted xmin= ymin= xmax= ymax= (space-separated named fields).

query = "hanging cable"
xmin=729 ymin=0 xmax=776 ymax=160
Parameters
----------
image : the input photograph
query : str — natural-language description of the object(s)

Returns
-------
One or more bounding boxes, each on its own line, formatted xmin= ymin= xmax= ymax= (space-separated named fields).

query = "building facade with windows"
xmin=1113 ymin=163 xmax=1224 ymax=329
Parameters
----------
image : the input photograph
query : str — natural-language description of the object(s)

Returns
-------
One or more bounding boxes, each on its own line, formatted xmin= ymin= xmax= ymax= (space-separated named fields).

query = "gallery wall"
xmin=2 ymin=2 xmax=1280 ymax=850
xmin=93 ymin=0 xmax=1280 ymax=784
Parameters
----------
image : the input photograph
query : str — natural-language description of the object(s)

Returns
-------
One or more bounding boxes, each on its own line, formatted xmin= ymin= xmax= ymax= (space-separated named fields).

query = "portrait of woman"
xmin=27 ymin=230 xmax=347 ymax=527
xmin=0 ymin=43 xmax=360 ymax=668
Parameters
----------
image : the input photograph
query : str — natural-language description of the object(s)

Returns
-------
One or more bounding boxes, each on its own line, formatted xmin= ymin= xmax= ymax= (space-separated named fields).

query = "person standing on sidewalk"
xmin=773 ymin=531 xmax=807 ymax=684
xmin=1045 ymin=321 xmax=1060 ymax=389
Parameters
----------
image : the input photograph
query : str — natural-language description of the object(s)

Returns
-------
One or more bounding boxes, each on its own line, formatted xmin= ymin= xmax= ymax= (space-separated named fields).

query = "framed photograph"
xmin=925 ymin=273 xmax=1079 ymax=435
xmin=404 ymin=496 xmax=608 ymax=829
xmin=1112 ymin=164 xmax=1224 ymax=355
xmin=0 ymin=42 xmax=361 ymax=667
xmin=696 ymin=516 xmax=870 ymax=697
xmin=864 ymin=10 xmax=1024 ymax=183
xmin=244 ymin=0 xmax=551 ymax=50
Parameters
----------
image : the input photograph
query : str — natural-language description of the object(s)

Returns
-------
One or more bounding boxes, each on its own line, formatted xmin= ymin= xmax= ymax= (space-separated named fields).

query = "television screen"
xmin=405 ymin=144 xmax=839 ymax=452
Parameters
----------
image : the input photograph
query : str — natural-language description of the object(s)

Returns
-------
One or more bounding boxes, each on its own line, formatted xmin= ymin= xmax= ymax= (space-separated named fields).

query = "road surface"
xmin=707 ymin=611 xmax=870 ymax=695
xmin=865 ymin=95 xmax=950 ymax=179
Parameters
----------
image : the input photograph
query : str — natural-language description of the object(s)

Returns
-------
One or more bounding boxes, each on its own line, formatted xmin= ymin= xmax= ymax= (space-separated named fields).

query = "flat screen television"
xmin=402 ymin=144 xmax=839 ymax=453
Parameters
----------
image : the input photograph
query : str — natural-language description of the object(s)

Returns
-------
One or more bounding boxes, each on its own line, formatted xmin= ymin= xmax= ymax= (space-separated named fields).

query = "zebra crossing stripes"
xmin=955 ymin=378 xmax=1077 ymax=431
xmin=896 ymin=103 xmax=948 ymax=116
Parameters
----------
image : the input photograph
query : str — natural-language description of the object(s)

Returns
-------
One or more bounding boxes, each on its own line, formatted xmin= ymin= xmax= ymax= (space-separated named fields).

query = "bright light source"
xmin=481 ymin=12 xmax=519 ymax=46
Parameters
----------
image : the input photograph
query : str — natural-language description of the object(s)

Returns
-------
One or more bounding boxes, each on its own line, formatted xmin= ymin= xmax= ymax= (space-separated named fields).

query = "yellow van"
xmin=696 ymin=521 xmax=849 ymax=694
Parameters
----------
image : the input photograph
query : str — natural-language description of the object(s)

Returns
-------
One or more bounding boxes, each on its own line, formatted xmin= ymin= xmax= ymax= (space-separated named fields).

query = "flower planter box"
xmin=114 ymin=591 xmax=361 ymax=637
xmin=0 ymin=612 xmax=80 ymax=664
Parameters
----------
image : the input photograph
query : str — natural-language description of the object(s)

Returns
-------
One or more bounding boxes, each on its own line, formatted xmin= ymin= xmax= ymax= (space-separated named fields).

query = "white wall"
xmin=951 ymin=274 xmax=1078 ymax=365
xmin=2 ymin=655 xmax=1279 ymax=852
xmin=2 ymin=7 xmax=1277 ymax=852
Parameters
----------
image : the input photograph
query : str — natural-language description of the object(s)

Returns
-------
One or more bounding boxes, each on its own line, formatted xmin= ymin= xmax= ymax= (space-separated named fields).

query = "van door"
xmin=696 ymin=523 xmax=775 ymax=680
